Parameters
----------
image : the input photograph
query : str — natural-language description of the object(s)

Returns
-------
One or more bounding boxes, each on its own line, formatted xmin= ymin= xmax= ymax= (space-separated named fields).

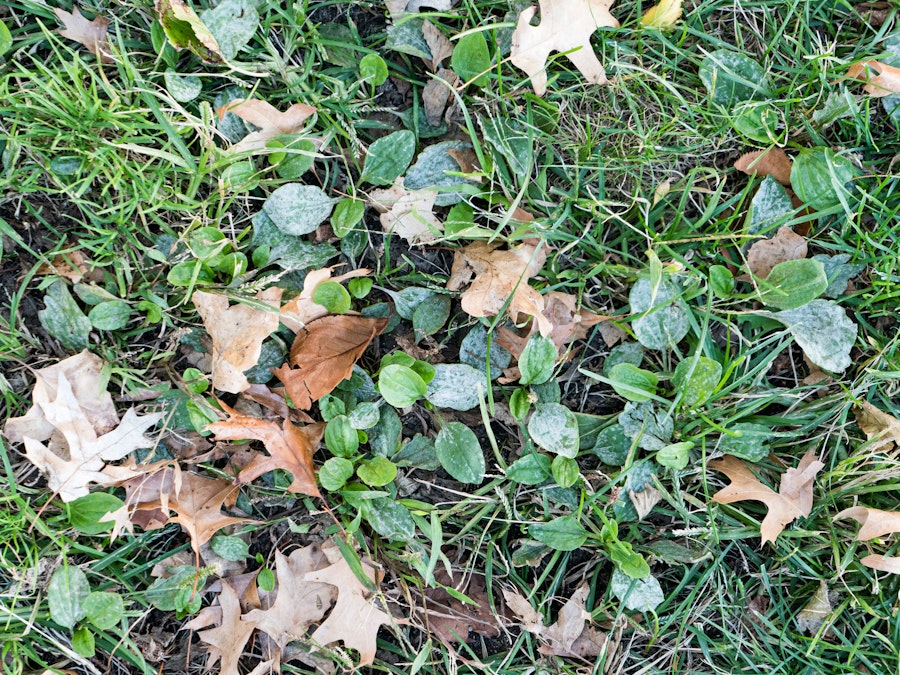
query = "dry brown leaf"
xmin=853 ymin=2 xmax=893 ymax=26
xmin=274 ymin=315 xmax=388 ymax=410
xmin=423 ymin=69 xmax=460 ymax=127
xmin=5 ymin=350 xmax=118 ymax=444
xmin=511 ymin=0 xmax=619 ymax=96
xmin=370 ymin=179 xmax=443 ymax=244
xmin=628 ymin=484 xmax=662 ymax=521
xmin=280 ymin=265 xmax=370 ymax=332
xmin=190 ymin=581 xmax=258 ymax=675
xmin=19 ymin=372 xmax=163 ymax=502
xmin=167 ymin=472 xmax=252 ymax=555
xmin=834 ymin=506 xmax=900 ymax=574
xmin=447 ymin=240 xmax=551 ymax=335
xmin=501 ymin=588 xmax=544 ymax=633
xmin=746 ymin=225 xmax=807 ymax=279
xmin=243 ymin=545 xmax=336 ymax=656
xmin=422 ymin=22 xmax=454 ymax=72
xmin=734 ymin=148 xmax=793 ymax=186
xmin=217 ymin=98 xmax=317 ymax=153
xmin=304 ymin=541 xmax=393 ymax=666
xmin=207 ymin=405 xmax=324 ymax=497
xmin=847 ymin=59 xmax=900 ymax=97
xmin=192 ymin=288 xmax=283 ymax=394
xmin=36 ymin=250 xmax=101 ymax=284
xmin=796 ymin=580 xmax=831 ymax=634
xmin=421 ymin=570 xmax=500 ymax=644
xmin=854 ymin=401 xmax=900 ymax=451
xmin=598 ymin=321 xmax=626 ymax=347
xmin=542 ymin=290 xmax=607 ymax=352
xmin=55 ymin=6 xmax=113 ymax=63
xmin=540 ymin=584 xmax=607 ymax=658
xmin=710 ymin=452 xmax=823 ymax=544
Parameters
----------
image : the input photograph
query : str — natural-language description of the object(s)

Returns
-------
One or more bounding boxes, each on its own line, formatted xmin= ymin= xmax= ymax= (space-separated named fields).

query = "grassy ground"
xmin=1 ymin=0 xmax=900 ymax=673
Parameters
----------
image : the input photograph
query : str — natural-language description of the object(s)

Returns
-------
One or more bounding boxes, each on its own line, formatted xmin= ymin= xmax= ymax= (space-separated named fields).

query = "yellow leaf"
xmin=641 ymin=0 xmax=683 ymax=29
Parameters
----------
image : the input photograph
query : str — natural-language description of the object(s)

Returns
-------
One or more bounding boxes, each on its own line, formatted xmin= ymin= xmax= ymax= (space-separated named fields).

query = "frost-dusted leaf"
xmin=812 ymin=253 xmax=864 ymax=298
xmin=369 ymin=179 xmax=443 ymax=244
xmin=672 ymin=356 xmax=721 ymax=408
xmin=746 ymin=225 xmax=806 ymax=279
xmin=163 ymin=70 xmax=202 ymax=102
xmin=717 ymin=423 xmax=770 ymax=462
xmin=528 ymin=402 xmax=579 ymax=458
xmin=413 ymin=293 xmax=451 ymax=340
xmin=361 ymin=131 xmax=417 ymax=186
xmin=735 ymin=148 xmax=792 ymax=186
xmin=481 ymin=117 xmax=532 ymax=175
xmin=200 ymin=0 xmax=258 ymax=60
xmin=361 ymin=497 xmax=415 ymax=541
xmin=710 ymin=452 xmax=823 ymax=544
xmin=426 ymin=363 xmax=486 ymax=411
xmin=404 ymin=140 xmax=474 ymax=206
xmin=217 ymin=98 xmax=316 ymax=154
xmin=847 ymin=59 xmax=900 ymax=97
xmin=385 ymin=18 xmax=432 ymax=60
xmin=48 ymin=564 xmax=90 ymax=629
xmin=435 ymin=421 xmax=485 ymax=483
xmin=618 ymin=401 xmax=672 ymax=451
xmin=746 ymin=177 xmax=793 ymax=236
xmin=590 ymin=424 xmax=631 ymax=465
xmin=629 ymin=278 xmax=689 ymax=350
xmin=768 ymin=300 xmax=857 ymax=372
xmin=369 ymin=405 xmax=402 ymax=457
xmin=510 ymin=0 xmax=619 ymax=96
xmin=530 ymin=515 xmax=587 ymax=551
xmin=459 ymin=325 xmax=512 ymax=379
xmin=699 ymin=49 xmax=773 ymax=107
xmin=55 ymin=6 xmax=113 ymax=63
xmin=518 ymin=333 xmax=557 ymax=385
xmin=812 ymin=87 xmax=858 ymax=128
xmin=641 ymin=0 xmax=682 ymax=28
xmin=263 ymin=184 xmax=336 ymax=236
xmin=254 ymin=205 xmax=339 ymax=269
xmin=39 ymin=280 xmax=91 ymax=352
xmin=155 ymin=0 xmax=222 ymax=62
xmin=759 ymin=258 xmax=828 ymax=310
xmin=192 ymin=288 xmax=282 ymax=394
xmin=610 ymin=568 xmax=664 ymax=612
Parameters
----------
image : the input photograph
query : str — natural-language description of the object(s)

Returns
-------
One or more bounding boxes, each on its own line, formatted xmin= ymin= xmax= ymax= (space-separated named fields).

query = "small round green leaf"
xmin=672 ymin=356 xmax=722 ymax=409
xmin=359 ymin=52 xmax=389 ymax=85
xmin=435 ymin=421 xmax=485 ymax=484
xmin=790 ymin=147 xmax=857 ymax=212
xmin=312 ymin=280 xmax=352 ymax=314
xmin=656 ymin=441 xmax=693 ymax=470
xmin=360 ymin=130 xmax=416 ymax=186
xmin=325 ymin=415 xmax=359 ymax=457
xmin=48 ymin=565 xmax=90 ymax=629
xmin=331 ymin=198 xmax=366 ymax=238
xmin=84 ymin=591 xmax=124 ymax=631
xmin=518 ymin=334 xmax=557 ymax=386
xmin=451 ymin=31 xmax=491 ymax=87
xmin=88 ymin=300 xmax=132 ymax=331
xmin=67 ymin=492 xmax=124 ymax=534
xmin=759 ymin=258 xmax=828 ymax=310
xmin=357 ymin=456 xmax=398 ymax=486
xmin=72 ymin=627 xmax=95 ymax=657
xmin=530 ymin=515 xmax=587 ymax=551
xmin=506 ymin=453 xmax=551 ymax=485
xmin=551 ymin=455 xmax=580 ymax=488
xmin=211 ymin=535 xmax=250 ymax=562
xmin=320 ymin=457 xmax=354 ymax=491
xmin=528 ymin=402 xmax=579 ymax=458
xmin=378 ymin=364 xmax=427 ymax=408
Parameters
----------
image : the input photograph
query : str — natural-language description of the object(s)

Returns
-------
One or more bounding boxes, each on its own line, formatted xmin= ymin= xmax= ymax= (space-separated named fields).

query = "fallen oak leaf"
xmin=847 ymin=60 xmax=900 ymax=97
xmin=422 ymin=21 xmax=454 ymax=72
xmin=834 ymin=506 xmax=900 ymax=574
xmin=55 ymin=6 xmax=113 ymax=63
xmin=734 ymin=148 xmax=793 ymax=186
xmin=511 ymin=0 xmax=620 ymax=96
xmin=710 ymin=452 xmax=823 ymax=545
xmin=369 ymin=178 xmax=443 ymax=245
xmin=795 ymin=580 xmax=831 ymax=634
xmin=854 ymin=401 xmax=900 ymax=451
xmin=217 ymin=98 xmax=317 ymax=153
xmin=274 ymin=314 xmax=388 ymax=410
xmin=420 ymin=570 xmax=500 ymax=645
xmin=155 ymin=0 xmax=223 ymax=63
xmin=186 ymin=581 xmax=258 ymax=675
xmin=192 ymin=288 xmax=283 ymax=394
xmin=166 ymin=472 xmax=253 ymax=556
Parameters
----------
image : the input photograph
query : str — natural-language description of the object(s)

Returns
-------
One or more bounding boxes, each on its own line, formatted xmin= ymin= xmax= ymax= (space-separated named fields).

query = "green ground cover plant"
xmin=1 ymin=0 xmax=899 ymax=673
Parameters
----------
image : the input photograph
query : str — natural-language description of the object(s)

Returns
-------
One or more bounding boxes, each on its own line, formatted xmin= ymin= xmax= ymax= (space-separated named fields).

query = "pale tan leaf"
xmin=502 ymin=588 xmax=543 ymax=633
xmin=796 ymin=580 xmax=831 ymax=634
xmin=859 ymin=554 xmax=900 ymax=573
xmin=628 ymin=485 xmax=661 ymax=521
xmin=641 ymin=0 xmax=683 ymax=28
xmin=834 ymin=505 xmax=900 ymax=540
xmin=217 ymin=98 xmax=317 ymax=153
xmin=55 ymin=6 xmax=113 ymax=63
xmin=746 ymin=226 xmax=807 ymax=279
xmin=36 ymin=250 xmax=101 ymax=284
xmin=422 ymin=22 xmax=454 ymax=72
xmin=304 ymin=541 xmax=393 ymax=666
xmin=847 ymin=59 xmax=900 ymax=97
xmin=854 ymin=401 xmax=900 ymax=451
xmin=192 ymin=288 xmax=283 ymax=394
xmin=710 ymin=452 xmax=823 ymax=544
xmin=423 ymin=69 xmax=460 ymax=127
xmin=280 ymin=265 xmax=371 ymax=332
xmin=167 ymin=473 xmax=252 ymax=555
xmin=370 ymin=179 xmax=443 ymax=244
xmin=420 ymin=570 xmax=499 ymax=644
xmin=537 ymin=583 xmax=607 ymax=658
xmin=734 ymin=148 xmax=793 ymax=186
xmin=510 ymin=0 xmax=619 ymax=96
xmin=273 ymin=315 xmax=388 ymax=410
xmin=194 ymin=581 xmax=258 ymax=675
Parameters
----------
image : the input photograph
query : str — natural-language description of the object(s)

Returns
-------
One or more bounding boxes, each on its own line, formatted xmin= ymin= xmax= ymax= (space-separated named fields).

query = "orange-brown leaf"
xmin=55 ymin=6 xmax=113 ymax=63
xmin=710 ymin=452 xmax=823 ymax=544
xmin=734 ymin=148 xmax=792 ymax=186
xmin=274 ymin=315 xmax=388 ymax=410
xmin=167 ymin=472 xmax=252 ymax=555
xmin=834 ymin=505 xmax=900 ymax=540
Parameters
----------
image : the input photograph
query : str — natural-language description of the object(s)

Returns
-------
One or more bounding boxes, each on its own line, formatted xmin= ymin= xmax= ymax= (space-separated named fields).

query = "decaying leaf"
xmin=511 ymin=0 xmax=620 ymax=96
xmin=847 ymin=60 xmax=900 ymax=97
xmin=217 ymin=98 xmax=317 ymax=153
xmin=188 ymin=581 xmax=259 ymax=675
xmin=447 ymin=240 xmax=551 ymax=335
xmin=36 ymin=250 xmax=102 ymax=284
xmin=710 ymin=452 xmax=824 ymax=544
xmin=641 ymin=0 xmax=683 ymax=29
xmin=280 ymin=265 xmax=371 ymax=332
xmin=155 ymin=0 xmax=223 ymax=62
xmin=420 ymin=570 xmax=499 ymax=644
xmin=192 ymin=288 xmax=283 ymax=394
xmin=370 ymin=179 xmax=443 ymax=244
xmin=422 ymin=22 xmax=454 ymax=72
xmin=796 ymin=580 xmax=832 ymax=634
xmin=853 ymin=2 xmax=893 ymax=26
xmin=304 ymin=541 xmax=393 ymax=666
xmin=735 ymin=148 xmax=793 ymax=186
xmin=18 ymin=372 xmax=162 ymax=502
xmin=166 ymin=472 xmax=252 ymax=555
xmin=423 ymin=69 xmax=461 ymax=127
xmin=542 ymin=290 xmax=607 ymax=352
xmin=55 ymin=6 xmax=113 ymax=63
xmin=834 ymin=506 xmax=900 ymax=574
xmin=746 ymin=225 xmax=807 ymax=279
xmin=628 ymin=484 xmax=662 ymax=521
xmin=854 ymin=401 xmax=900 ymax=451
xmin=274 ymin=314 xmax=388 ymax=410
xmin=207 ymin=405 xmax=324 ymax=497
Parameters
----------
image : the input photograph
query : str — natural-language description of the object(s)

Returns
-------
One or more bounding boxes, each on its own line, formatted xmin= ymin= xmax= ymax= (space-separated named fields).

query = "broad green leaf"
xmin=72 ymin=627 xmax=95 ymax=657
xmin=759 ymin=258 xmax=828 ymax=310
xmin=435 ymin=422 xmax=485 ymax=484
xmin=156 ymin=0 xmax=222 ymax=62
xmin=318 ymin=394 xmax=345 ymax=421
xmin=385 ymin=18 xmax=431 ymax=60
xmin=426 ymin=363 xmax=485 ymax=411
xmin=275 ymin=140 xmax=316 ymax=179
xmin=528 ymin=402 xmax=579 ymax=458
xmin=610 ymin=568 xmax=664 ymax=612
xmin=392 ymin=434 xmax=440 ymax=470
xmin=67 ymin=493 xmax=124 ymax=535
xmin=481 ymin=117 xmax=531 ymax=175
xmin=812 ymin=253 xmax=864 ymax=299
xmin=451 ymin=32 xmax=491 ymax=86
xmin=163 ymin=70 xmax=202 ymax=102
xmin=361 ymin=497 xmax=415 ymax=542
xmin=83 ymin=591 xmax=124 ymax=631
xmin=39 ymin=280 xmax=91 ymax=351
xmin=607 ymin=363 xmax=659 ymax=402
xmin=263 ymin=184 xmax=336 ymax=236
xmin=252 ymin=210 xmax=337 ymax=270
xmin=88 ymin=300 xmax=131 ymax=331
xmin=709 ymin=265 xmax=735 ymax=299
xmin=618 ymin=402 xmax=672 ymax=451
xmin=404 ymin=140 xmax=473 ymax=206
xmin=378 ymin=364 xmax=428 ymax=408
xmin=348 ymin=401 xmax=380 ymax=429
xmin=590 ymin=424 xmax=632 ymax=466
xmin=506 ymin=453 xmax=551 ymax=484
xmin=319 ymin=457 xmax=354 ymax=491
xmin=656 ymin=441 xmax=693 ymax=470
xmin=790 ymin=147 xmax=857 ymax=212
xmin=646 ymin=539 xmax=708 ymax=564
xmin=361 ymin=130 xmax=416 ymax=186
xmin=210 ymin=535 xmax=249 ymax=562
xmin=331 ymin=198 xmax=366 ymax=238
xmin=769 ymin=300 xmax=857 ymax=372
xmin=530 ymin=515 xmax=587 ymax=551
xmin=48 ymin=564 xmax=90 ymax=629
xmin=732 ymin=101 xmax=782 ymax=144
xmin=368 ymin=405 xmax=402 ymax=456
xmin=718 ymin=422 xmax=771 ymax=462
xmin=518 ymin=334 xmax=557 ymax=385
xmin=413 ymin=293 xmax=451 ymax=341
xmin=551 ymin=455 xmax=580 ymax=488
xmin=630 ymin=278 xmax=689 ymax=351
xmin=459 ymin=325 xmax=512 ymax=379
xmin=312 ymin=280 xmax=352 ymax=314
xmin=602 ymin=342 xmax=644 ymax=376
xmin=201 ymin=0 xmax=257 ymax=60
xmin=360 ymin=52 xmax=389 ymax=85
xmin=325 ymin=415 xmax=359 ymax=458
xmin=357 ymin=457 xmax=398 ymax=486
xmin=698 ymin=49 xmax=772 ymax=107
xmin=672 ymin=356 xmax=722 ymax=409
